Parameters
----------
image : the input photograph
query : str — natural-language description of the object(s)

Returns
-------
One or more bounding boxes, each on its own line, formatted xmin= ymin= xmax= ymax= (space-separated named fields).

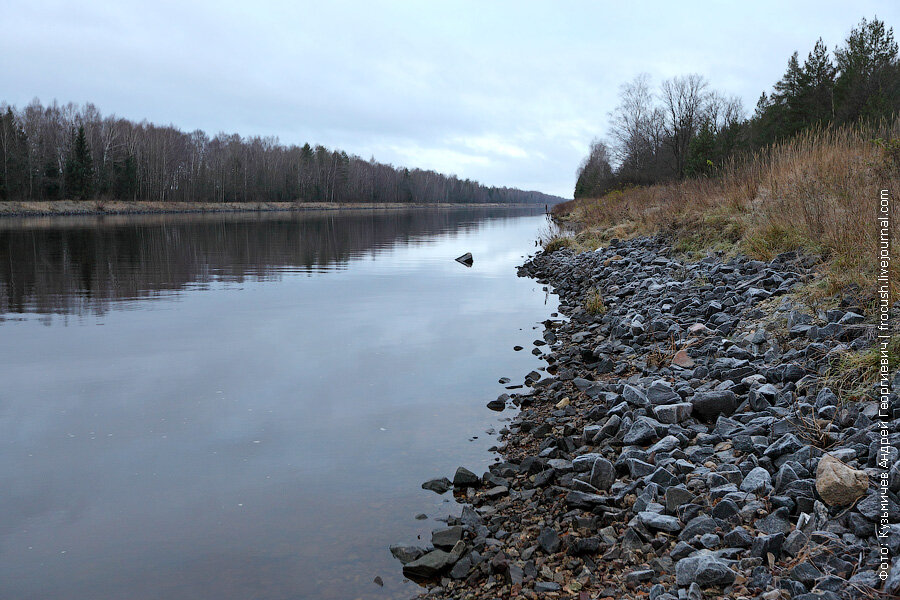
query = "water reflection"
xmin=0 ymin=208 xmax=557 ymax=600
xmin=0 ymin=207 xmax=542 ymax=315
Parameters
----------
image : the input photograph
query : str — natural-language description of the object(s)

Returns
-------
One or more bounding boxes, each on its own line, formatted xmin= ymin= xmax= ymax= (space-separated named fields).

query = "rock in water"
xmin=421 ymin=477 xmax=452 ymax=494
xmin=487 ymin=394 xmax=508 ymax=411
xmin=390 ymin=544 xmax=426 ymax=564
xmin=402 ymin=549 xmax=457 ymax=580
xmin=455 ymin=252 xmax=473 ymax=267
xmin=815 ymin=453 xmax=869 ymax=506
xmin=452 ymin=466 xmax=480 ymax=488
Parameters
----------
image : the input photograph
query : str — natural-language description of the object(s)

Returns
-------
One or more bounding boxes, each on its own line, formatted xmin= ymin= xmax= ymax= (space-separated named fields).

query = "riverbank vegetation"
xmin=0 ymin=103 xmax=560 ymax=206
xmin=563 ymin=17 xmax=900 ymax=297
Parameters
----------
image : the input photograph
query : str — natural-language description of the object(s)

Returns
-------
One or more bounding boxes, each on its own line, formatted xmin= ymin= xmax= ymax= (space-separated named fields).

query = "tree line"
xmin=0 ymin=102 xmax=560 ymax=205
xmin=575 ymin=16 xmax=900 ymax=198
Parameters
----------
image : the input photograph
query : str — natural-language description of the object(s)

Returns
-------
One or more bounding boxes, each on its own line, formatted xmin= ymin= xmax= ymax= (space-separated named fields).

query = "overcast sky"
xmin=2 ymin=1 xmax=898 ymax=198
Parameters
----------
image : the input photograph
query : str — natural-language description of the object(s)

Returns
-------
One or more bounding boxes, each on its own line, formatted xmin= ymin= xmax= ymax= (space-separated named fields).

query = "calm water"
xmin=0 ymin=207 xmax=558 ymax=600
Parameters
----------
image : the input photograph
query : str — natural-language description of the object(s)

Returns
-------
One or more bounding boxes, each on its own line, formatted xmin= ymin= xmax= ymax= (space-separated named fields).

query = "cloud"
xmin=1 ymin=0 xmax=896 ymax=198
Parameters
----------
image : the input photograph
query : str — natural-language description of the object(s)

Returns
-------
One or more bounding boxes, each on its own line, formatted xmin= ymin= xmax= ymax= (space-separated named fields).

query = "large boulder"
xmin=815 ymin=454 xmax=868 ymax=506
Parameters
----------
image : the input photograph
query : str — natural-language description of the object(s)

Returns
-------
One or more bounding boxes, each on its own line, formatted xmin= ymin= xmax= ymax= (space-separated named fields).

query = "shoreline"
xmin=0 ymin=200 xmax=546 ymax=218
xmin=394 ymin=236 xmax=898 ymax=599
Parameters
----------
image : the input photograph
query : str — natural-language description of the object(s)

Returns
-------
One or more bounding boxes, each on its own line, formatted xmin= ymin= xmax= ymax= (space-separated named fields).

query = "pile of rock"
xmin=392 ymin=236 xmax=900 ymax=599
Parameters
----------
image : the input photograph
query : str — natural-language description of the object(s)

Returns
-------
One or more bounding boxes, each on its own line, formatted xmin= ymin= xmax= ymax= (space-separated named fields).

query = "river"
xmin=0 ymin=207 xmax=558 ymax=599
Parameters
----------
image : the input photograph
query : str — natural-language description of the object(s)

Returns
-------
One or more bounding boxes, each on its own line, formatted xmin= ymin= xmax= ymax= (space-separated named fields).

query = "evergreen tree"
xmin=42 ymin=159 xmax=61 ymax=199
xmin=684 ymin=122 xmax=717 ymax=178
xmin=574 ymin=140 xmax=615 ymax=198
xmin=64 ymin=125 xmax=93 ymax=200
xmin=113 ymin=153 xmax=137 ymax=199
xmin=0 ymin=107 xmax=28 ymax=200
xmin=770 ymin=52 xmax=807 ymax=138
xmin=834 ymin=17 xmax=900 ymax=122
xmin=799 ymin=38 xmax=836 ymax=125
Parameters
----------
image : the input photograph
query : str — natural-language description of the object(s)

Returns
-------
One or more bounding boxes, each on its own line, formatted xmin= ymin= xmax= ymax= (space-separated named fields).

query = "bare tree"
xmin=660 ymin=74 xmax=710 ymax=177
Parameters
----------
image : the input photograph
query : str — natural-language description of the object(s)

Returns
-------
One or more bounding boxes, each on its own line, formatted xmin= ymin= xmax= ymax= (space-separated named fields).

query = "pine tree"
xmin=113 ymin=153 xmax=137 ymax=199
xmin=64 ymin=125 xmax=93 ymax=200
xmin=0 ymin=107 xmax=28 ymax=200
xmin=770 ymin=52 xmax=807 ymax=138
xmin=799 ymin=38 xmax=836 ymax=125
xmin=834 ymin=17 xmax=900 ymax=122
xmin=684 ymin=122 xmax=717 ymax=178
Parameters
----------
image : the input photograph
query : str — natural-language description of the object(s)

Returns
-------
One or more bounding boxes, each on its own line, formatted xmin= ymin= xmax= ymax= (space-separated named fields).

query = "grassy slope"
xmin=552 ymin=119 xmax=900 ymax=301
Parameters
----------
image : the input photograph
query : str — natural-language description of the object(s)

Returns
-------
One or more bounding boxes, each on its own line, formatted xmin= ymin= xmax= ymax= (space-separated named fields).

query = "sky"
xmin=2 ymin=1 xmax=898 ymax=198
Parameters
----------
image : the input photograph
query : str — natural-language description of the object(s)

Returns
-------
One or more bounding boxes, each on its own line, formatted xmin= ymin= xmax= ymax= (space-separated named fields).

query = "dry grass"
xmin=584 ymin=288 xmax=607 ymax=315
xmin=825 ymin=334 xmax=900 ymax=402
xmin=542 ymin=235 xmax=576 ymax=253
xmin=556 ymin=119 xmax=900 ymax=298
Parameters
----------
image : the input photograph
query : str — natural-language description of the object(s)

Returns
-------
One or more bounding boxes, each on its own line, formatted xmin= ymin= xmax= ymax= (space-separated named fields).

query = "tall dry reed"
xmin=558 ymin=118 xmax=900 ymax=297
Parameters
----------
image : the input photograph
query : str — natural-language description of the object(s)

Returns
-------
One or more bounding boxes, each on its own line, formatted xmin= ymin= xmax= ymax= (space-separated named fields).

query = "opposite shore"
xmin=0 ymin=200 xmax=547 ymax=218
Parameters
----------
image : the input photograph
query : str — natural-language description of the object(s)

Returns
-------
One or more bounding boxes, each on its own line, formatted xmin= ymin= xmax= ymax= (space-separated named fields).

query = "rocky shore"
xmin=392 ymin=236 xmax=900 ymax=599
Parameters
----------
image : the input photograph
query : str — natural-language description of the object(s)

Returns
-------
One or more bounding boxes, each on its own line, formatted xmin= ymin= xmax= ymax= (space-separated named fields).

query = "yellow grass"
xmin=584 ymin=288 xmax=607 ymax=314
xmin=556 ymin=119 xmax=900 ymax=299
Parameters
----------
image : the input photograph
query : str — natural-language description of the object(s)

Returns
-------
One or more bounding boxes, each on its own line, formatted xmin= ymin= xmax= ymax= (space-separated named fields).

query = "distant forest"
xmin=0 ymin=103 xmax=560 ymax=205
xmin=575 ymin=16 xmax=900 ymax=197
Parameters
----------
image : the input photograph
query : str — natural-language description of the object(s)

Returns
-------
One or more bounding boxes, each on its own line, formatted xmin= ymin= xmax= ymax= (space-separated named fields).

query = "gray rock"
xmin=452 ymin=466 xmax=480 ymax=488
xmin=679 ymin=515 xmax=718 ymax=540
xmin=566 ymin=490 xmax=607 ymax=509
xmin=665 ymin=486 xmax=694 ymax=514
xmin=455 ymin=252 xmax=473 ymax=266
xmin=638 ymin=511 xmax=682 ymax=532
xmin=623 ymin=417 xmax=660 ymax=445
xmin=756 ymin=507 xmax=791 ymax=534
xmin=675 ymin=553 xmax=736 ymax=587
xmin=432 ymin=526 xmax=463 ymax=549
xmin=625 ymin=569 xmax=655 ymax=585
xmin=764 ymin=433 xmax=804 ymax=458
xmin=648 ymin=466 xmax=679 ymax=488
xmin=390 ymin=544 xmax=426 ymax=564
xmin=547 ymin=458 xmax=573 ymax=473
xmin=749 ymin=532 xmax=784 ymax=558
xmin=623 ymin=384 xmax=649 ymax=407
xmin=647 ymin=380 xmax=680 ymax=404
xmin=783 ymin=529 xmax=808 ymax=557
xmin=690 ymin=390 xmax=738 ymax=421
xmin=653 ymin=402 xmax=693 ymax=424
xmin=627 ymin=458 xmax=656 ymax=478
xmin=588 ymin=457 xmax=616 ymax=491
xmin=422 ymin=477 xmax=452 ymax=494
xmin=885 ymin=556 xmax=900 ymax=595
xmin=572 ymin=453 xmax=604 ymax=472
xmin=402 ymin=548 xmax=458 ymax=580
xmin=790 ymin=560 xmax=823 ymax=586
xmin=648 ymin=435 xmax=680 ymax=454
xmin=487 ymin=395 xmax=507 ymax=411
xmin=537 ymin=527 xmax=561 ymax=554
xmin=740 ymin=466 xmax=773 ymax=495
xmin=858 ymin=491 xmax=899 ymax=521
xmin=723 ymin=527 xmax=753 ymax=548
